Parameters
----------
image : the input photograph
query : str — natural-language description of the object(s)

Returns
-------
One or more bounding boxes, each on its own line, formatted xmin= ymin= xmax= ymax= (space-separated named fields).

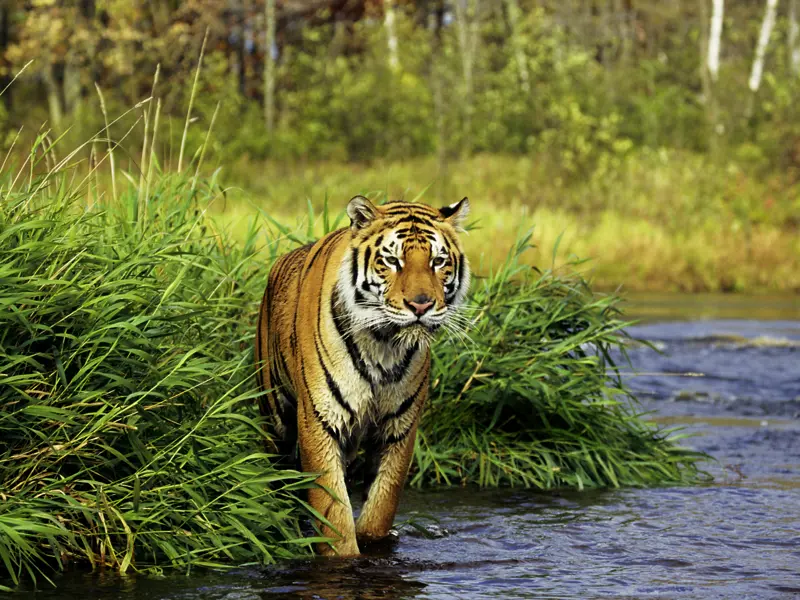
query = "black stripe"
xmin=315 ymin=244 xmax=341 ymax=364
xmin=331 ymin=293 xmax=372 ymax=382
xmin=314 ymin=336 xmax=355 ymax=419
xmin=355 ymin=289 xmax=369 ymax=305
xmin=393 ymin=215 xmax=436 ymax=227
xmin=276 ymin=351 xmax=296 ymax=406
xmin=312 ymin=405 xmax=341 ymax=442
xmin=384 ymin=428 xmax=412 ymax=445
xmin=305 ymin=229 xmax=345 ymax=272
xmin=385 ymin=205 xmax=438 ymax=216
xmin=456 ymin=252 xmax=467 ymax=294
xmin=374 ymin=234 xmax=384 ymax=247
xmin=350 ymin=247 xmax=358 ymax=287
xmin=363 ymin=246 xmax=372 ymax=284
xmin=446 ymin=257 xmax=459 ymax=302
xmin=379 ymin=344 xmax=418 ymax=384
xmin=268 ymin=365 xmax=286 ymax=420
xmin=441 ymin=232 xmax=453 ymax=253
xmin=370 ymin=324 xmax=399 ymax=342
xmin=300 ymin=357 xmax=342 ymax=443
xmin=381 ymin=375 xmax=426 ymax=424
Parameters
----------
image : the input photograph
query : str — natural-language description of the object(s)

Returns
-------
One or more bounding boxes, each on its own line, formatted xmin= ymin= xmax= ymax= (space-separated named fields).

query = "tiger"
xmin=255 ymin=195 xmax=471 ymax=556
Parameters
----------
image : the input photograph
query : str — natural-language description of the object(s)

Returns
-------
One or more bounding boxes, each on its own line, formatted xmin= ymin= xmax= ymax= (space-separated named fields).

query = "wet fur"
xmin=255 ymin=197 xmax=470 ymax=555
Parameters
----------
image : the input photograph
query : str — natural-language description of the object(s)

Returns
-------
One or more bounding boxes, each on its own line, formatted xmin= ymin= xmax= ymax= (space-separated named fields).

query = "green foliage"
xmin=0 ymin=170 xmax=314 ymax=588
xmin=0 ymin=143 xmax=706 ymax=587
xmin=6 ymin=1 xmax=800 ymax=185
xmin=415 ymin=234 xmax=704 ymax=488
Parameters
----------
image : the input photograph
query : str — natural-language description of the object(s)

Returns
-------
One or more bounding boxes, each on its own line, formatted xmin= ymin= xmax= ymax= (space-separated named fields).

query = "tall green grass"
xmin=0 ymin=144 xmax=706 ymax=589
xmin=0 ymin=168 xmax=315 ymax=589
xmin=415 ymin=234 xmax=704 ymax=488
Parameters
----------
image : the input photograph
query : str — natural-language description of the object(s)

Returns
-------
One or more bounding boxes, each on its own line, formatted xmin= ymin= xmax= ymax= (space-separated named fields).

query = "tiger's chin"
xmin=394 ymin=323 xmax=437 ymax=346
xmin=367 ymin=320 xmax=439 ymax=347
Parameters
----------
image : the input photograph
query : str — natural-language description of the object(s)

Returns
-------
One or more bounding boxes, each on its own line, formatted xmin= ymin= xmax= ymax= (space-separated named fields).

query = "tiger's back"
xmin=255 ymin=196 xmax=470 ymax=556
xmin=255 ymin=241 xmax=313 ymax=457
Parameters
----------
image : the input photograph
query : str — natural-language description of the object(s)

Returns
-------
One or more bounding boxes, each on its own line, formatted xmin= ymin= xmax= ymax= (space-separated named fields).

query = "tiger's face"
xmin=337 ymin=196 xmax=470 ymax=345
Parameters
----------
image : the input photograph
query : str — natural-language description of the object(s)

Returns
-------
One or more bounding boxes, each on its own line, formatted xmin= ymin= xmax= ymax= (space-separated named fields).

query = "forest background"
xmin=1 ymin=0 xmax=799 ymax=292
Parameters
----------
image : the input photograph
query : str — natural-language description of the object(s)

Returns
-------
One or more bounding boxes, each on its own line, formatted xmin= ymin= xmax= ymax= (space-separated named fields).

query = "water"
xmin=18 ymin=294 xmax=800 ymax=599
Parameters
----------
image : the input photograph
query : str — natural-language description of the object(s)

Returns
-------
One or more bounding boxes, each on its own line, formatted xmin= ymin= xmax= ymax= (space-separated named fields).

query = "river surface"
xmin=18 ymin=293 xmax=800 ymax=599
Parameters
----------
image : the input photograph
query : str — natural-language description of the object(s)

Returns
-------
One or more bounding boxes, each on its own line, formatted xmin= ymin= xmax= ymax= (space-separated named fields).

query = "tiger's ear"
xmin=439 ymin=197 xmax=470 ymax=232
xmin=347 ymin=195 xmax=379 ymax=231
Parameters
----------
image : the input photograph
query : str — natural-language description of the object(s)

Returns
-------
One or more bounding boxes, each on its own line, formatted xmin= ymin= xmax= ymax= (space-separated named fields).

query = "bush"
xmin=0 ymin=172 xmax=313 ymax=588
xmin=0 ymin=160 xmax=704 ymax=588
xmin=416 ymin=234 xmax=703 ymax=488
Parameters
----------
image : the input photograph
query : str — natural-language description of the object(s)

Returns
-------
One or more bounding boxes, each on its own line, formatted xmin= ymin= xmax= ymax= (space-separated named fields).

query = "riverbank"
xmin=215 ymin=151 xmax=800 ymax=293
xmin=0 ymin=161 xmax=703 ymax=587
xmin=13 ymin=311 xmax=800 ymax=599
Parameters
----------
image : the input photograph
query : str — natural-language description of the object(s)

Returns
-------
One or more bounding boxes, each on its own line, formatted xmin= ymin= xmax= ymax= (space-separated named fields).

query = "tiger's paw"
xmin=318 ymin=538 xmax=361 ymax=557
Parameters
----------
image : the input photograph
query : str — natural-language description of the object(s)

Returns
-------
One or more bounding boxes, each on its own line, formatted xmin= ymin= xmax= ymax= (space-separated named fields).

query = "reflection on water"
xmin=13 ymin=294 xmax=800 ymax=599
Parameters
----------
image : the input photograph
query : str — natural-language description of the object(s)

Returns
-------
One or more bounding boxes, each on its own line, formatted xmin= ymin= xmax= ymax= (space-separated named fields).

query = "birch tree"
xmin=697 ymin=0 xmax=719 ymax=148
xmin=385 ymin=0 xmax=400 ymax=71
xmin=790 ymin=0 xmax=800 ymax=75
xmin=749 ymin=0 xmax=779 ymax=93
xmin=707 ymin=0 xmax=724 ymax=81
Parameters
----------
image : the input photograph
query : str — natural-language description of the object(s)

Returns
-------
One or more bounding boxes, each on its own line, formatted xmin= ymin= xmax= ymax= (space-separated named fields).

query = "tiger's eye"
xmin=432 ymin=256 xmax=447 ymax=268
xmin=385 ymin=256 xmax=401 ymax=269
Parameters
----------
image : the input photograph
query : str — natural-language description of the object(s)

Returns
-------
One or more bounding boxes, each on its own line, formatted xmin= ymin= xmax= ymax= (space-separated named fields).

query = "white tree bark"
xmin=385 ymin=0 xmax=400 ymax=70
xmin=707 ymin=0 xmax=724 ymax=81
xmin=749 ymin=0 xmax=779 ymax=93
xmin=790 ymin=0 xmax=800 ymax=74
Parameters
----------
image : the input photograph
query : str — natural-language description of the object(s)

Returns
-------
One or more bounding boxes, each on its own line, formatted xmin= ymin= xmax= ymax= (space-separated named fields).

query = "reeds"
xmin=0 ymin=118 xmax=704 ymax=590
xmin=0 ymin=168 xmax=314 ymax=589
xmin=414 ymin=232 xmax=706 ymax=488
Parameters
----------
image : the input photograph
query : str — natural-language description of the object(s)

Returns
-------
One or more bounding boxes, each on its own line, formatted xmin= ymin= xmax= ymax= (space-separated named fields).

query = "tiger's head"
xmin=336 ymin=196 xmax=471 ymax=346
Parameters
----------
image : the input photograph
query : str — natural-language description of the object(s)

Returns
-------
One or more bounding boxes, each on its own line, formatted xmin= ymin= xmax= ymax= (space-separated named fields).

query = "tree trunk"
xmin=790 ymin=0 xmax=800 ymax=75
xmin=63 ymin=52 xmax=83 ymax=116
xmin=385 ymin=0 xmax=400 ymax=70
xmin=43 ymin=67 xmax=64 ymax=132
xmin=264 ymin=0 xmax=276 ymax=133
xmin=428 ymin=3 xmax=447 ymax=185
xmin=707 ymin=0 xmax=724 ymax=81
xmin=697 ymin=0 xmax=718 ymax=152
xmin=0 ymin=2 xmax=11 ymax=111
xmin=453 ymin=0 xmax=480 ymax=155
xmin=749 ymin=0 xmax=779 ymax=94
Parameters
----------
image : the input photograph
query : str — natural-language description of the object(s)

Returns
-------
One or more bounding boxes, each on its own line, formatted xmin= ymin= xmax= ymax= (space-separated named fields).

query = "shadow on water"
xmin=13 ymin=294 xmax=800 ymax=599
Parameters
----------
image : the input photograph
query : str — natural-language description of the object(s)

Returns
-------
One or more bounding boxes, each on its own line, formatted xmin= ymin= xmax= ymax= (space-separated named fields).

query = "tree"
xmin=708 ymin=0 xmax=724 ymax=81
xmin=264 ymin=0 xmax=276 ymax=132
xmin=749 ymin=0 xmax=779 ymax=94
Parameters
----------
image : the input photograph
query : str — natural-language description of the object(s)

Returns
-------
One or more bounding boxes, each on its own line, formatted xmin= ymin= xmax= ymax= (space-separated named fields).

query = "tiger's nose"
xmin=405 ymin=294 xmax=434 ymax=316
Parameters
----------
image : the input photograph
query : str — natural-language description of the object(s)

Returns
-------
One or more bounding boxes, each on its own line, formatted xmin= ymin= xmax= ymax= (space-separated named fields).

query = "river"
xmin=16 ymin=293 xmax=800 ymax=599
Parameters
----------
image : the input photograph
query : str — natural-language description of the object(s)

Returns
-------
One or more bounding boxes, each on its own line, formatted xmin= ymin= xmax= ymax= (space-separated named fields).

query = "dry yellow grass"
xmin=209 ymin=153 xmax=800 ymax=293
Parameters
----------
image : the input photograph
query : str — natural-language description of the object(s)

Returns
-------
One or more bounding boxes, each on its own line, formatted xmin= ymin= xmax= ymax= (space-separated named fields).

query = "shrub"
xmin=0 ymin=164 xmax=704 ymax=588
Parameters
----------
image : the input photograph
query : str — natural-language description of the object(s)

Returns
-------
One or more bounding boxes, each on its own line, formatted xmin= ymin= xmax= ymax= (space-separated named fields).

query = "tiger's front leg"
xmin=296 ymin=389 xmax=359 ymax=556
xmin=356 ymin=418 xmax=421 ymax=545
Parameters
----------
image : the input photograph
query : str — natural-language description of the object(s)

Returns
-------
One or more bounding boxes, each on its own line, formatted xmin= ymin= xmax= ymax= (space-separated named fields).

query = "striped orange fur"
xmin=255 ymin=196 xmax=470 ymax=555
